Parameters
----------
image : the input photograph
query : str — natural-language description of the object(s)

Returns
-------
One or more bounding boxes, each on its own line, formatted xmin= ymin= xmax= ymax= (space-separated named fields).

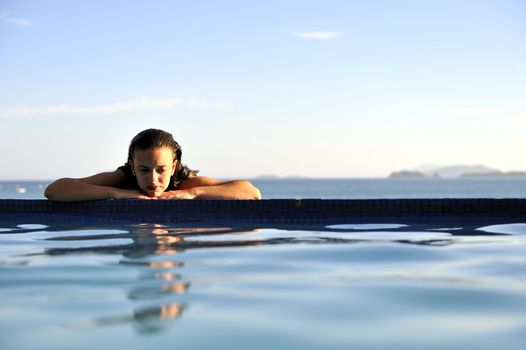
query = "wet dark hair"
xmin=128 ymin=128 xmax=181 ymax=162
xmin=127 ymin=128 xmax=198 ymax=187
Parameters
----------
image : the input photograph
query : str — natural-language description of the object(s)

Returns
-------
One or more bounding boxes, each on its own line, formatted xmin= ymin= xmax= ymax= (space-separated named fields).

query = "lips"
xmin=146 ymin=185 xmax=162 ymax=192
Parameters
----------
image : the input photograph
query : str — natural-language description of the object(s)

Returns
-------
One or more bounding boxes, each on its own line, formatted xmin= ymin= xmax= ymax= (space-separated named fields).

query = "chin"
xmin=142 ymin=190 xmax=159 ymax=197
xmin=142 ymin=186 xmax=166 ymax=197
xmin=154 ymin=192 xmax=164 ymax=198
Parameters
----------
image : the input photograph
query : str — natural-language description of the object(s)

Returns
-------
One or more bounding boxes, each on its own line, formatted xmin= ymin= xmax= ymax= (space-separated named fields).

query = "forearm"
xmin=190 ymin=180 xmax=261 ymax=200
xmin=44 ymin=178 xmax=116 ymax=202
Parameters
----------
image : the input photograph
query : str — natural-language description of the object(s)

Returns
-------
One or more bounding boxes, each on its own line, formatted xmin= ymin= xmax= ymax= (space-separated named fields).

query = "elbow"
xmin=43 ymin=187 xmax=51 ymax=199
xmin=44 ymin=178 xmax=69 ymax=201
xmin=252 ymin=185 xmax=262 ymax=200
xmin=243 ymin=180 xmax=261 ymax=200
xmin=44 ymin=183 xmax=59 ymax=200
xmin=44 ymin=182 xmax=56 ymax=200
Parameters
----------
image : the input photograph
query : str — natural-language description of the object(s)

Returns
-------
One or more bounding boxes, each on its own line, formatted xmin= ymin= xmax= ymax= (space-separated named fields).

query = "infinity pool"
xmin=1 ymin=220 xmax=526 ymax=350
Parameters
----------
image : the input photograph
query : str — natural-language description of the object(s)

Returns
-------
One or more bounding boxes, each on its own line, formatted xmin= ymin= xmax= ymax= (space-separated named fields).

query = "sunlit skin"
xmin=129 ymin=147 xmax=177 ymax=198
xmin=159 ymin=303 xmax=184 ymax=320
xmin=44 ymin=144 xmax=261 ymax=201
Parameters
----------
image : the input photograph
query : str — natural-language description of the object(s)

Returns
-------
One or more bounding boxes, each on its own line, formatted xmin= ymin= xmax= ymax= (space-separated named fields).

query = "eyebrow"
xmin=137 ymin=165 xmax=170 ymax=168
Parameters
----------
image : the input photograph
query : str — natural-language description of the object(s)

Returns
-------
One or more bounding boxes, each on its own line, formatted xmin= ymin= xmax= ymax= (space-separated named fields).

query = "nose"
xmin=147 ymin=171 xmax=158 ymax=183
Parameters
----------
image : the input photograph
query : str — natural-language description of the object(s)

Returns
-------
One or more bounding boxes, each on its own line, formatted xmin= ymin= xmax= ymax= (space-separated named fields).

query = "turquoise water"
xmin=1 ymin=222 xmax=526 ymax=349
xmin=1 ymin=180 xmax=526 ymax=349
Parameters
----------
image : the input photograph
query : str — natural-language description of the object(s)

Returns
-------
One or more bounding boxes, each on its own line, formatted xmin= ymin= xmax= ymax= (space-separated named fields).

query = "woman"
xmin=44 ymin=129 xmax=261 ymax=201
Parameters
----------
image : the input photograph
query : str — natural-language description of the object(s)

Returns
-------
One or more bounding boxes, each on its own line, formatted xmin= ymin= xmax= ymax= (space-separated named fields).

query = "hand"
xmin=111 ymin=188 xmax=157 ymax=200
xmin=157 ymin=189 xmax=196 ymax=200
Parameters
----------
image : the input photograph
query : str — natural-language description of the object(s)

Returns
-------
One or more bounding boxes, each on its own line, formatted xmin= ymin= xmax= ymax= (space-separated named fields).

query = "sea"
xmin=1 ymin=178 xmax=526 ymax=350
xmin=2 ymin=177 xmax=526 ymax=199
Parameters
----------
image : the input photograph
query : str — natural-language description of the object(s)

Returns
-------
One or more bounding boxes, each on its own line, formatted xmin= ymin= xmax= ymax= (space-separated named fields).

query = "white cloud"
xmin=0 ymin=96 xmax=230 ymax=118
xmin=0 ymin=10 xmax=36 ymax=27
xmin=291 ymin=31 xmax=342 ymax=40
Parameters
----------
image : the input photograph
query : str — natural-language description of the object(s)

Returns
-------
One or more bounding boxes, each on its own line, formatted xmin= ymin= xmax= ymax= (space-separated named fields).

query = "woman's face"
xmin=129 ymin=147 xmax=177 ymax=197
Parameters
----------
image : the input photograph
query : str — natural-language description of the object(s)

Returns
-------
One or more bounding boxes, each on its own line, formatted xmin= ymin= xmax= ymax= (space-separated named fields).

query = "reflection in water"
xmin=477 ymin=223 xmax=526 ymax=235
xmin=115 ymin=224 xmax=259 ymax=333
xmin=132 ymin=303 xmax=186 ymax=334
xmin=0 ymin=223 xmax=260 ymax=334
xmin=87 ymin=303 xmax=186 ymax=334
xmin=0 ymin=220 xmax=519 ymax=336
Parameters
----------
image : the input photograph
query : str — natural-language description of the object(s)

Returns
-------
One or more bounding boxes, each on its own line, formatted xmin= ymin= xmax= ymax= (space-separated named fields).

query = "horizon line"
xmin=3 ymin=175 xmax=526 ymax=183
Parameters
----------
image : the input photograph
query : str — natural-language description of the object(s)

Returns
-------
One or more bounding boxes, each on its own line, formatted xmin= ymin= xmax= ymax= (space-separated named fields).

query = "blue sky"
xmin=1 ymin=0 xmax=525 ymax=180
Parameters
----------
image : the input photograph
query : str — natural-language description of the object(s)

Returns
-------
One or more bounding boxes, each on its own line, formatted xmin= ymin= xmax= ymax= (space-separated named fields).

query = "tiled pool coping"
xmin=1 ymin=198 xmax=526 ymax=225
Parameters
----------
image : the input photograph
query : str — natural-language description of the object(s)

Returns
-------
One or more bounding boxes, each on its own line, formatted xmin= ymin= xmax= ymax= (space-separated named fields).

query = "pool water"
xmin=1 ymin=221 xmax=526 ymax=349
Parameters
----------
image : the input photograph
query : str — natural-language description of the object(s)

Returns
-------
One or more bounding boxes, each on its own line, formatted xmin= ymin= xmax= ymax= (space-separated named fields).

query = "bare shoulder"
xmin=177 ymin=176 xmax=261 ymax=199
xmin=178 ymin=176 xmax=222 ymax=189
xmin=78 ymin=169 xmax=127 ymax=187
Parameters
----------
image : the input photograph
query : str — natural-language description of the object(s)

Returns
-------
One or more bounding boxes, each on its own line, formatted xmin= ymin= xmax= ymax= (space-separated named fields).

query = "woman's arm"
xmin=159 ymin=176 xmax=261 ymax=200
xmin=44 ymin=170 xmax=152 ymax=202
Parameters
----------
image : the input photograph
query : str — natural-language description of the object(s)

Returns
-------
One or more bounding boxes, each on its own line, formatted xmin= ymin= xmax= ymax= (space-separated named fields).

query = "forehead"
xmin=133 ymin=147 xmax=175 ymax=165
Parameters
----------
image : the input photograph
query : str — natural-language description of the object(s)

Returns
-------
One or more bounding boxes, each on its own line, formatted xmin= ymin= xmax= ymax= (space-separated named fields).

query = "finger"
xmin=138 ymin=195 xmax=157 ymax=200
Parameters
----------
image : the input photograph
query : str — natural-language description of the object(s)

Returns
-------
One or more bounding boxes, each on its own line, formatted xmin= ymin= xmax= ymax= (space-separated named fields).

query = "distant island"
xmin=389 ymin=165 xmax=526 ymax=179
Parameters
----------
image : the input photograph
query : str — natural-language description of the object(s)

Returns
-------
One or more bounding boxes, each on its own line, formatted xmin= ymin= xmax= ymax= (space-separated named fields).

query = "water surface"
xmin=1 ymin=220 xmax=525 ymax=349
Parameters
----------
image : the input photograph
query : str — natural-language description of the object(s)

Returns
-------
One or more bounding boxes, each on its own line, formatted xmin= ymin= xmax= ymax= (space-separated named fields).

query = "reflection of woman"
xmin=13 ymin=223 xmax=261 ymax=334
xmin=91 ymin=302 xmax=187 ymax=334
xmin=45 ymin=128 xmax=261 ymax=201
